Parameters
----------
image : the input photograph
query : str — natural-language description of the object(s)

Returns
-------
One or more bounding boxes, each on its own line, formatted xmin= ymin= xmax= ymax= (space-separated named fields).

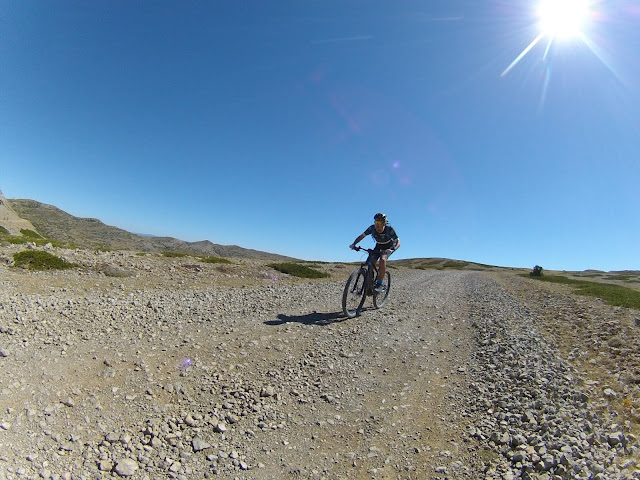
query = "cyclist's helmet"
xmin=374 ymin=213 xmax=387 ymax=223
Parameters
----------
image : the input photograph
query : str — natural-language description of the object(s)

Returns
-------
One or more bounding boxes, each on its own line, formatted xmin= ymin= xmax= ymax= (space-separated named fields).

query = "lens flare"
xmin=179 ymin=358 xmax=192 ymax=375
xmin=502 ymin=0 xmax=597 ymax=78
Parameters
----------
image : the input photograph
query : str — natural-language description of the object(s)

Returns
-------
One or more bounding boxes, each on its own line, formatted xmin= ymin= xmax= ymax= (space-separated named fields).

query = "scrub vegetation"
xmin=269 ymin=262 xmax=330 ymax=279
xmin=526 ymin=274 xmax=640 ymax=310
xmin=12 ymin=250 xmax=77 ymax=271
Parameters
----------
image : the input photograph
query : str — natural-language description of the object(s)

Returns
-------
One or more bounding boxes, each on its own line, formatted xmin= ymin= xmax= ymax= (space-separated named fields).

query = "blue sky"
xmin=2 ymin=1 xmax=639 ymax=271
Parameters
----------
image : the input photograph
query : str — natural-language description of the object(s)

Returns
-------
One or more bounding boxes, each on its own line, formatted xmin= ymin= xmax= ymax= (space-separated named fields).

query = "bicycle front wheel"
xmin=373 ymin=271 xmax=391 ymax=309
xmin=342 ymin=268 xmax=367 ymax=318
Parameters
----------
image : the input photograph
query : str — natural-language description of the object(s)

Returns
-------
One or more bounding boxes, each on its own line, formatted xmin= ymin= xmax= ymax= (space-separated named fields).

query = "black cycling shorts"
xmin=367 ymin=242 xmax=394 ymax=263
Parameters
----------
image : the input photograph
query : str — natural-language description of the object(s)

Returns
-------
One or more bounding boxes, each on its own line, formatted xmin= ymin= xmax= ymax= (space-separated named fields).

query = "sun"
xmin=537 ymin=0 xmax=591 ymax=39
xmin=501 ymin=0 xmax=595 ymax=76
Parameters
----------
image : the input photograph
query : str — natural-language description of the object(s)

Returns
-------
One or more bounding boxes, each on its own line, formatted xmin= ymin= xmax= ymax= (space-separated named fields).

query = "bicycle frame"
xmin=362 ymin=254 xmax=378 ymax=295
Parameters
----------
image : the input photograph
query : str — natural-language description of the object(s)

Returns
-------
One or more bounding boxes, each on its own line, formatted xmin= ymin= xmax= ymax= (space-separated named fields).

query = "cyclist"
xmin=349 ymin=213 xmax=401 ymax=293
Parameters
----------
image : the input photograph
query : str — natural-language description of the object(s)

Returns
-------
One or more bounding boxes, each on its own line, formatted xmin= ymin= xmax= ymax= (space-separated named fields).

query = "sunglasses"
xmin=375 ymin=220 xmax=385 ymax=225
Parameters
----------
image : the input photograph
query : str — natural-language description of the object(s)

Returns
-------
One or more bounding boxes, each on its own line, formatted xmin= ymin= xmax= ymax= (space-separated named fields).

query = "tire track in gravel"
xmin=231 ymin=269 xmax=481 ymax=479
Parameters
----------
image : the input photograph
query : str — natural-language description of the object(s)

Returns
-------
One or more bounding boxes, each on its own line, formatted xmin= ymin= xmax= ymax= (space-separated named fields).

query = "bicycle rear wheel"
xmin=373 ymin=271 xmax=391 ymax=309
xmin=342 ymin=268 xmax=367 ymax=318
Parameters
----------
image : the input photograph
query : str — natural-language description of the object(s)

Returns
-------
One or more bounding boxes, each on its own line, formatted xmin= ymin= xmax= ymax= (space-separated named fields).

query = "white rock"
xmin=114 ymin=458 xmax=138 ymax=477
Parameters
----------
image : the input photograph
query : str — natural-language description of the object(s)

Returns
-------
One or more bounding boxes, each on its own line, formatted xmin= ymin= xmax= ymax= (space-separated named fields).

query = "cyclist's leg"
xmin=378 ymin=254 xmax=387 ymax=281
xmin=376 ymin=242 xmax=394 ymax=284
xmin=372 ymin=245 xmax=385 ymax=284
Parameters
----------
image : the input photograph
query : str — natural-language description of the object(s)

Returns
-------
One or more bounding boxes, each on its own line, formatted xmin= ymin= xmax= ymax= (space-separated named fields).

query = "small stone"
xmin=536 ymin=454 xmax=555 ymax=471
xmin=192 ymin=436 xmax=211 ymax=452
xmin=608 ymin=431 xmax=624 ymax=446
xmin=226 ymin=413 xmax=239 ymax=424
xmin=114 ymin=458 xmax=138 ymax=477
xmin=260 ymin=386 xmax=276 ymax=397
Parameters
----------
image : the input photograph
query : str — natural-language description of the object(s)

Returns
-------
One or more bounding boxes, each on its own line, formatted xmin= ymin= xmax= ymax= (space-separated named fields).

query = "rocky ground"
xmin=1 ymin=245 xmax=640 ymax=479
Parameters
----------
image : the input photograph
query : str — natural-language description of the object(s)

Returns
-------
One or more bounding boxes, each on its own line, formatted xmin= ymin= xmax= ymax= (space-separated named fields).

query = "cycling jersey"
xmin=363 ymin=224 xmax=399 ymax=246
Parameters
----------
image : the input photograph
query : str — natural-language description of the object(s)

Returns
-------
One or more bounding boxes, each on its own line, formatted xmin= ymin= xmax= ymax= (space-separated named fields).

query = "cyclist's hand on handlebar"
xmin=349 ymin=244 xmax=356 ymax=250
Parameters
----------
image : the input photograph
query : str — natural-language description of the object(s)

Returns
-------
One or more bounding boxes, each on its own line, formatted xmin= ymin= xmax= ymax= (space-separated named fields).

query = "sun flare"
xmin=537 ymin=0 xmax=590 ymax=39
xmin=501 ymin=0 xmax=595 ymax=77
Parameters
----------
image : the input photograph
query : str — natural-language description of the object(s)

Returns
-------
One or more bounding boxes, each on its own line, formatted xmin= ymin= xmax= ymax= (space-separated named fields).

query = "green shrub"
xmin=607 ymin=274 xmax=639 ymax=282
xmin=410 ymin=259 xmax=443 ymax=269
xmin=0 ymin=230 xmax=69 ymax=248
xmin=20 ymin=229 xmax=43 ymax=239
xmin=162 ymin=252 xmax=188 ymax=258
xmin=201 ymin=256 xmax=233 ymax=264
xmin=526 ymin=274 xmax=640 ymax=310
xmin=269 ymin=262 xmax=330 ymax=279
xmin=13 ymin=251 xmax=76 ymax=271
xmin=3 ymin=235 xmax=28 ymax=245
xmin=443 ymin=260 xmax=469 ymax=269
xmin=0 ymin=226 xmax=9 ymax=235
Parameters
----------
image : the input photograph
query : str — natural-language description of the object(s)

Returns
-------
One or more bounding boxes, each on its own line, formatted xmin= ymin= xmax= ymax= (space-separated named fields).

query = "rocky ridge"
xmin=5 ymin=198 xmax=291 ymax=260
xmin=0 ymin=191 xmax=38 ymax=236
xmin=1 ymin=244 xmax=640 ymax=479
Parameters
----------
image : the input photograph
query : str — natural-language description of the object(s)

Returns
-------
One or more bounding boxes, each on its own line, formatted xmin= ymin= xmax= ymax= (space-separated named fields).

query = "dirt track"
xmin=1 ymin=248 xmax=639 ymax=479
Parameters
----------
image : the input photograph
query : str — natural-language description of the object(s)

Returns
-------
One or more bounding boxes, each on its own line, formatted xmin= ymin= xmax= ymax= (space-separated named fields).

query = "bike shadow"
xmin=265 ymin=310 xmax=347 ymax=326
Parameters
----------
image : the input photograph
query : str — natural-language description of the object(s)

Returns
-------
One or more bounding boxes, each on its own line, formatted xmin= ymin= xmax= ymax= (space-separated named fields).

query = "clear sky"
xmin=2 ymin=1 xmax=639 ymax=271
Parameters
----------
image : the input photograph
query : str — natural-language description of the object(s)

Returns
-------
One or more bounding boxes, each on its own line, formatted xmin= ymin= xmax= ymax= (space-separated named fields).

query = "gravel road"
xmin=1 ymin=247 xmax=639 ymax=479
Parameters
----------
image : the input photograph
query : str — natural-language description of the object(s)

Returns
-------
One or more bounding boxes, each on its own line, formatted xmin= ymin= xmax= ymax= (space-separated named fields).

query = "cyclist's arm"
xmin=382 ymin=239 xmax=400 ymax=256
xmin=350 ymin=233 xmax=366 ymax=247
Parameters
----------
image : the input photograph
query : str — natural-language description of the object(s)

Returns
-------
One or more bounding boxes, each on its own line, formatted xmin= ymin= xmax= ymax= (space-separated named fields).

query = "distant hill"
xmin=4 ymin=198 xmax=293 ymax=260
xmin=390 ymin=257 xmax=516 ymax=272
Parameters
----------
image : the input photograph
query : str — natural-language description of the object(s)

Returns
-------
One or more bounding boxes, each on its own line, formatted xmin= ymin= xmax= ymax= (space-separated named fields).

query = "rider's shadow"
xmin=265 ymin=311 xmax=346 ymax=326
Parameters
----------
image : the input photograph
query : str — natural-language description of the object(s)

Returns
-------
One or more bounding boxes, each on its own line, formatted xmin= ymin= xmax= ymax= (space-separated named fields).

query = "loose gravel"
xmin=1 ymin=246 xmax=639 ymax=479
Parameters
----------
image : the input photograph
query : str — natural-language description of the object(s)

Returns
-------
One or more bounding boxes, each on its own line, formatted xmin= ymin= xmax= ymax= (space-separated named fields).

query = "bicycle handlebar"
xmin=351 ymin=246 xmax=375 ymax=253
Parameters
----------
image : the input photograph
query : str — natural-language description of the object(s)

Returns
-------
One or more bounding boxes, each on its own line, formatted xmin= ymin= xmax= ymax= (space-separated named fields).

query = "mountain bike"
xmin=342 ymin=246 xmax=391 ymax=318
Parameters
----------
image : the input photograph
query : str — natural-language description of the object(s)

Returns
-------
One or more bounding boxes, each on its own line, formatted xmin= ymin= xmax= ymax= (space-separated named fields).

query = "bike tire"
xmin=342 ymin=268 xmax=367 ymax=318
xmin=373 ymin=270 xmax=391 ymax=309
